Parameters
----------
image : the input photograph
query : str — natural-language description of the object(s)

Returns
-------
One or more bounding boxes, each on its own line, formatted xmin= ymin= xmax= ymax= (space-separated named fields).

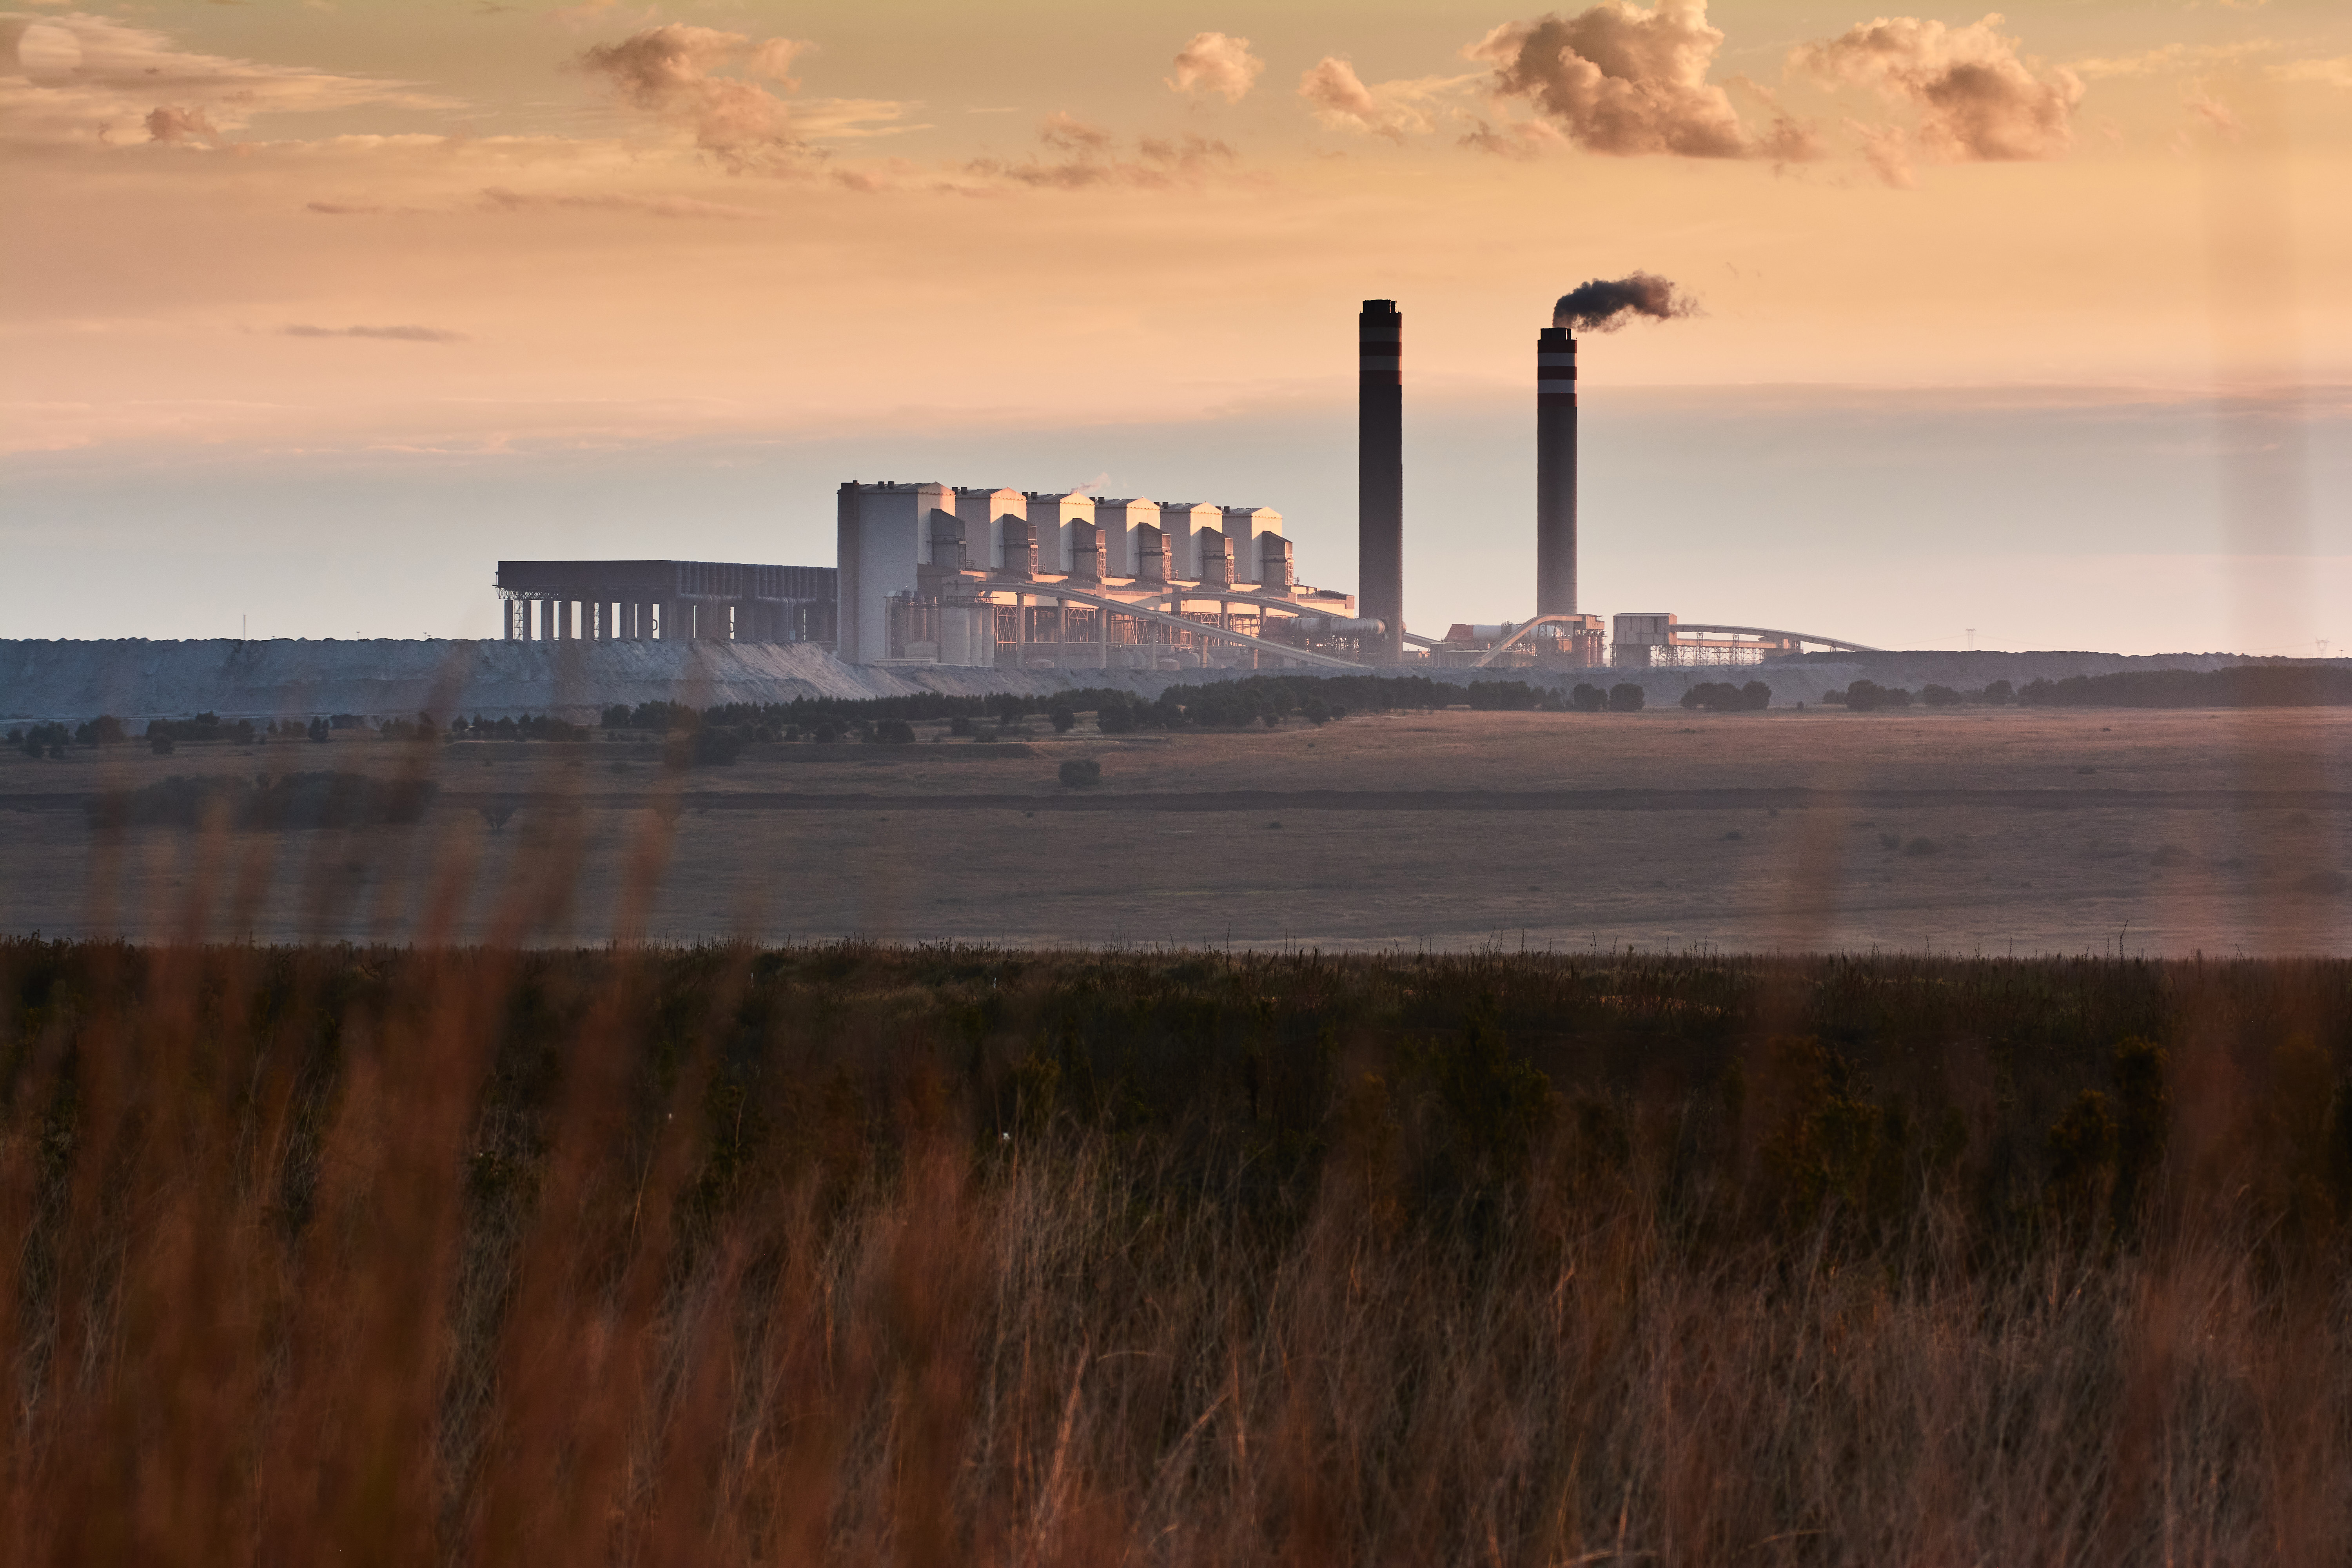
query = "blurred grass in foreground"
xmin=4 ymin=940 xmax=2349 ymax=1564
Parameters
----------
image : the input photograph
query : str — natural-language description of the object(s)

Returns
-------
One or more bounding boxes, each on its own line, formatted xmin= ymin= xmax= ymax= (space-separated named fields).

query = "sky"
xmin=3 ymin=0 xmax=2348 ymax=654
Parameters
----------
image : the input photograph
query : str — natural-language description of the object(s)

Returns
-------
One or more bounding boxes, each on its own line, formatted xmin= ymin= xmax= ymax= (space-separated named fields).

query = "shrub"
xmin=150 ymin=734 xmax=176 ymax=757
xmin=1923 ymin=684 xmax=1963 ymax=707
xmin=875 ymin=719 xmax=916 ymax=744
xmin=1095 ymin=702 xmax=1135 ymax=735
xmin=813 ymin=721 xmax=840 ymax=744
xmin=1845 ymin=680 xmax=1885 ymax=712
xmin=1607 ymin=682 xmax=1646 ymax=712
xmin=73 ymin=716 xmax=128 ymax=745
xmin=1571 ymin=683 xmax=1608 ymax=713
xmin=1049 ymin=706 xmax=1076 ymax=733
xmin=950 ymin=715 xmax=974 ymax=737
xmin=1058 ymin=758 xmax=1102 ymax=788
xmin=307 ymin=717 xmax=332 ymax=744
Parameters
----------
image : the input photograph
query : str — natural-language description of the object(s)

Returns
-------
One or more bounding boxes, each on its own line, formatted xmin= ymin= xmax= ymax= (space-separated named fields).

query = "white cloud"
xmin=1794 ymin=14 xmax=2083 ymax=165
xmin=1298 ymin=57 xmax=1475 ymax=140
xmin=1168 ymin=31 xmax=1262 ymax=103
xmin=1466 ymin=2 xmax=1818 ymax=162
xmin=0 ymin=12 xmax=444 ymax=153
xmin=2276 ymin=56 xmax=2352 ymax=89
xmin=958 ymin=112 xmax=1240 ymax=191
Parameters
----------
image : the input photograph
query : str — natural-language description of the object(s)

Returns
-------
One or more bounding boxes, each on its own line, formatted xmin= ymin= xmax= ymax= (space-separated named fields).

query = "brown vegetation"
xmin=5 ymin=940 xmax=2349 ymax=1564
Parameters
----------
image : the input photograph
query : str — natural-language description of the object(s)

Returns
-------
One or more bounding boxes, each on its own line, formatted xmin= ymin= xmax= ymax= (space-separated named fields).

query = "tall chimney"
xmin=1358 ymin=299 xmax=1404 ymax=662
xmin=1535 ymin=325 xmax=1577 ymax=616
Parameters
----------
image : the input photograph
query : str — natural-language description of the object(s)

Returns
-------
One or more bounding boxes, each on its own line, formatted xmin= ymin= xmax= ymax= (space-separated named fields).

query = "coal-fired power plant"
xmin=1535 ymin=325 xmax=1577 ymax=617
xmin=504 ymin=283 xmax=1876 ymax=675
xmin=1357 ymin=300 xmax=1405 ymax=664
xmin=1355 ymin=280 xmax=1878 ymax=673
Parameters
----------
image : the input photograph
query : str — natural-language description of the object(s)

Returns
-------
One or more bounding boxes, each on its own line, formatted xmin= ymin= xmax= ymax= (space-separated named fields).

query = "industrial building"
xmin=497 ymin=560 xmax=835 ymax=645
xmin=834 ymin=483 xmax=1365 ymax=670
xmin=494 ymin=296 xmax=1874 ymax=674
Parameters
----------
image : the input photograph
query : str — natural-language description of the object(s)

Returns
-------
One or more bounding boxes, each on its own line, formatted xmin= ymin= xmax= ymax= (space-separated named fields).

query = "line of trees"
xmin=2018 ymin=666 xmax=2352 ymax=708
xmin=1679 ymin=681 xmax=1772 ymax=712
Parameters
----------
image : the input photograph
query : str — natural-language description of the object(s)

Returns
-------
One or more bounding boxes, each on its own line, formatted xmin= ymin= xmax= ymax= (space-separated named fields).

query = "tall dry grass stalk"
xmin=3 ymin=941 xmax=2348 ymax=1565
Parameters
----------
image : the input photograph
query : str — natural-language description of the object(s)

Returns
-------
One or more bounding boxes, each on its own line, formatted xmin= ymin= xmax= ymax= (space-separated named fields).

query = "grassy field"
xmin=4 ymin=939 xmax=2349 ymax=1564
xmin=2 ymin=705 xmax=2345 ymax=952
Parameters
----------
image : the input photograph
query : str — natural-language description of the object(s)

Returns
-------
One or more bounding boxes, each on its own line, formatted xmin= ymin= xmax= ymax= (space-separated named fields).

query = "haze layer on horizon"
xmin=5 ymin=0 xmax=2348 ymax=654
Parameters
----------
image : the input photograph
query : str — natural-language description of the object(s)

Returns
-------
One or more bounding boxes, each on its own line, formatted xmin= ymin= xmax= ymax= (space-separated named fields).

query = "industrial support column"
xmin=1536 ymin=325 xmax=1579 ymax=616
xmin=1358 ymin=300 xmax=1404 ymax=662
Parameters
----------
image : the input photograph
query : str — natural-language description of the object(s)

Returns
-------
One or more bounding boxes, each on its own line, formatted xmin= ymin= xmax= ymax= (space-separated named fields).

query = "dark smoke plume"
xmin=1552 ymin=272 xmax=1697 ymax=332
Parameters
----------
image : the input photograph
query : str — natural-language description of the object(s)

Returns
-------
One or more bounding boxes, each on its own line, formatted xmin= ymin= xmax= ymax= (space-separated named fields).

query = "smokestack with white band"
xmin=1535 ymin=325 xmax=1577 ymax=615
xmin=1358 ymin=299 xmax=1403 ymax=661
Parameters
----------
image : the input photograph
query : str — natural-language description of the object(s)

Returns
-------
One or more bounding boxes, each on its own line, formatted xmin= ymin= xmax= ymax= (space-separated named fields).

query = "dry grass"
xmin=4 ymin=940 xmax=2349 ymax=1565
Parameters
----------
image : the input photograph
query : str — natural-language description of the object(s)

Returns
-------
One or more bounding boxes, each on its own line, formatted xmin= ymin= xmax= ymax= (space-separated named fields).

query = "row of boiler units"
xmin=835 ymin=481 xmax=1364 ymax=668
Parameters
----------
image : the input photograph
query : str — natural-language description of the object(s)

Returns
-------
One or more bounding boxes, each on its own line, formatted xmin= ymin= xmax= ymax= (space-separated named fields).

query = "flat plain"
xmin=2 ymin=704 xmax=2345 ymax=952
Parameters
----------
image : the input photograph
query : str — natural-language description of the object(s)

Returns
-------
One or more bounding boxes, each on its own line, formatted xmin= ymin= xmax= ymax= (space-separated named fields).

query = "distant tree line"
xmin=1824 ymin=680 xmax=2013 ymax=711
xmin=1679 ymin=681 xmax=1772 ymax=713
xmin=2017 ymin=666 xmax=2352 ymax=708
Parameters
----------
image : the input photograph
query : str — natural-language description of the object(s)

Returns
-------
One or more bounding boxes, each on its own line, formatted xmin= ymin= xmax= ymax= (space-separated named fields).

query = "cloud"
xmin=1298 ymin=57 xmax=1472 ymax=139
xmin=477 ymin=185 xmax=765 ymax=218
xmin=1299 ymin=57 xmax=1381 ymax=125
xmin=1169 ymin=32 xmax=1262 ymax=102
xmin=2183 ymin=91 xmax=2239 ymax=136
xmin=1456 ymin=115 xmax=1566 ymax=158
xmin=0 ymin=13 xmax=444 ymax=151
xmin=2276 ymin=56 xmax=2352 ymax=89
xmin=144 ymin=105 xmax=214 ymax=143
xmin=960 ymin=114 xmax=1238 ymax=191
xmin=576 ymin=24 xmax=817 ymax=172
xmin=1038 ymin=109 xmax=1111 ymax=154
xmin=1849 ymin=117 xmax=1916 ymax=186
xmin=281 ymin=324 xmax=467 ymax=342
xmin=1467 ymin=2 xmax=1797 ymax=158
xmin=304 ymin=199 xmax=382 ymax=214
xmin=1793 ymin=14 xmax=2083 ymax=165
xmin=2071 ymin=40 xmax=2276 ymax=81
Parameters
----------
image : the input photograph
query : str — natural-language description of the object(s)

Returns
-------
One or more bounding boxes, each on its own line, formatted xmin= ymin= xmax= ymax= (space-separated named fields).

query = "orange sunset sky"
xmin=4 ymin=0 xmax=2347 ymax=652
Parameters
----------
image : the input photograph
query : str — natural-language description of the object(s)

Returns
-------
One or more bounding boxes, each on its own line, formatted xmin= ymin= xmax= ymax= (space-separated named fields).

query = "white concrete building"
xmin=835 ymin=482 xmax=946 ymax=664
xmin=955 ymin=487 xmax=1024 ymax=570
xmin=1158 ymin=503 xmax=1222 ymax=581
xmin=1220 ymin=506 xmax=1284 ymax=586
xmin=1091 ymin=497 xmax=1158 ymax=578
xmin=833 ymin=480 xmax=1352 ymax=669
xmin=1023 ymin=490 xmax=1094 ymax=576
